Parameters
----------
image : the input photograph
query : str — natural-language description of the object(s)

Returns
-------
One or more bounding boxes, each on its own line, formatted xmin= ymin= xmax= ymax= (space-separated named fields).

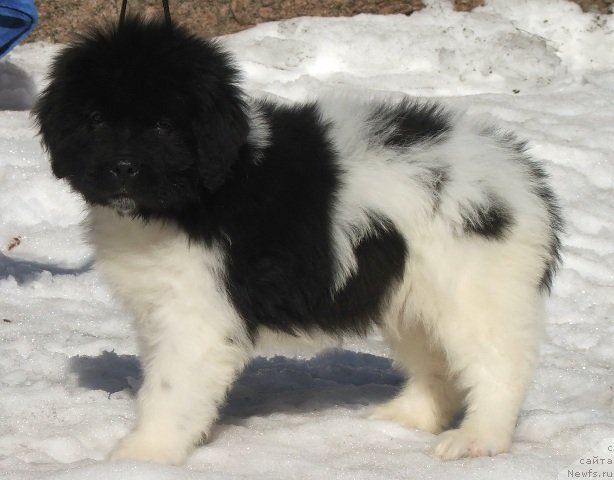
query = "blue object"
xmin=0 ymin=0 xmax=38 ymax=58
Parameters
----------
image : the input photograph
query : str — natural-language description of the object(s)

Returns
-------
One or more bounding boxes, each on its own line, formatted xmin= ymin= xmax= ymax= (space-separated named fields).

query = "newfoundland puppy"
xmin=34 ymin=17 xmax=562 ymax=464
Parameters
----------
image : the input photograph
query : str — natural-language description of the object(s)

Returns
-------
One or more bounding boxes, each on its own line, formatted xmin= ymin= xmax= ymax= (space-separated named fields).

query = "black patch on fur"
xmin=330 ymin=216 xmax=407 ymax=333
xmin=368 ymin=100 xmax=451 ymax=148
xmin=32 ymin=16 xmax=409 ymax=340
xmin=486 ymin=130 xmax=564 ymax=292
xmin=194 ymin=101 xmax=408 ymax=338
xmin=462 ymin=194 xmax=514 ymax=240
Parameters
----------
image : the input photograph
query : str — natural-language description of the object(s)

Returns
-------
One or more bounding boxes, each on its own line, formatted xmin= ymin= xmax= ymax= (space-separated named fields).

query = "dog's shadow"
xmin=68 ymin=350 xmax=404 ymax=420
xmin=0 ymin=251 xmax=93 ymax=284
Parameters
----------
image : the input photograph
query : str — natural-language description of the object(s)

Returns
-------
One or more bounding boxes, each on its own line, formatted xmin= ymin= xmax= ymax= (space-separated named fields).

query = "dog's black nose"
xmin=110 ymin=161 xmax=139 ymax=180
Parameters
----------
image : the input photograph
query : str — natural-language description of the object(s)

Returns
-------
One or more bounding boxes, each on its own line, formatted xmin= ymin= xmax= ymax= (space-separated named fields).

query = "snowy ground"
xmin=1 ymin=0 xmax=613 ymax=478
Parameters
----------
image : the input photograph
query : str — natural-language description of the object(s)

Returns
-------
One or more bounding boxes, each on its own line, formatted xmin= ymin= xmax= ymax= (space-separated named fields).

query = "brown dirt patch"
xmin=27 ymin=0 xmax=611 ymax=44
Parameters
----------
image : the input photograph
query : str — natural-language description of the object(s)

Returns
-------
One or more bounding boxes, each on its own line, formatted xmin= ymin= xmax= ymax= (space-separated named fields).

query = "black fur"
xmin=199 ymin=101 xmax=407 ymax=337
xmin=329 ymin=216 xmax=407 ymax=334
xmin=34 ymin=16 xmax=248 ymax=207
xmin=486 ymin=129 xmax=564 ymax=292
xmin=33 ymin=17 xmax=407 ymax=339
xmin=515 ymin=146 xmax=563 ymax=293
xmin=368 ymin=99 xmax=451 ymax=148
xmin=462 ymin=193 xmax=514 ymax=240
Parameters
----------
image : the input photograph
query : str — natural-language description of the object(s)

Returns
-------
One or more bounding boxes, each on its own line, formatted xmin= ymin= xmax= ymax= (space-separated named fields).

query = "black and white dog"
xmin=34 ymin=17 xmax=563 ymax=464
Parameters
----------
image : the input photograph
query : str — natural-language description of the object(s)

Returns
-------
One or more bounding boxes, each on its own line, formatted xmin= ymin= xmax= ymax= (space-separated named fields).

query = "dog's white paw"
xmin=433 ymin=428 xmax=511 ymax=460
xmin=370 ymin=397 xmax=445 ymax=434
xmin=109 ymin=431 xmax=189 ymax=465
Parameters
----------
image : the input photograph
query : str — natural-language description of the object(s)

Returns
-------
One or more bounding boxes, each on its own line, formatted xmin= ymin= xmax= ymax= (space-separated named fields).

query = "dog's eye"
xmin=155 ymin=119 xmax=173 ymax=135
xmin=87 ymin=111 xmax=104 ymax=128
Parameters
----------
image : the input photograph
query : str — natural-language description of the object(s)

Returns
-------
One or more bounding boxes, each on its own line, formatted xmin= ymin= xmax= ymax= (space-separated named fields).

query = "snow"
xmin=1 ymin=0 xmax=613 ymax=478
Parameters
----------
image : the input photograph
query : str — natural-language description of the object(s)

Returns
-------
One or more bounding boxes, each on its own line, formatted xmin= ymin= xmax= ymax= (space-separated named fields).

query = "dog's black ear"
xmin=193 ymin=88 xmax=249 ymax=191
xmin=32 ymin=81 xmax=69 ymax=179
xmin=32 ymin=45 xmax=87 ymax=180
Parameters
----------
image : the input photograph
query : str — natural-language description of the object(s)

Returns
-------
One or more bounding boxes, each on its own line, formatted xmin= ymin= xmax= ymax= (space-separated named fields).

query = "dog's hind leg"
xmin=430 ymin=272 xmax=544 ymax=459
xmin=371 ymin=319 xmax=464 ymax=435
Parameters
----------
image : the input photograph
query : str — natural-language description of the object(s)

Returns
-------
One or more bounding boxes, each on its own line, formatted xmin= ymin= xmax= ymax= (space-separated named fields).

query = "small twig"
xmin=7 ymin=236 xmax=21 ymax=251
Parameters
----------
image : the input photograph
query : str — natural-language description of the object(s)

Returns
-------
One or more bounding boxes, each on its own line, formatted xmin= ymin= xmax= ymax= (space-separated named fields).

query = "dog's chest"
xmin=86 ymin=208 xmax=224 ymax=310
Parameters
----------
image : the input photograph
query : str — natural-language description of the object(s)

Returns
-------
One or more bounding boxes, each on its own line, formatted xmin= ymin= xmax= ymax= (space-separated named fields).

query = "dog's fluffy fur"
xmin=34 ymin=17 xmax=563 ymax=464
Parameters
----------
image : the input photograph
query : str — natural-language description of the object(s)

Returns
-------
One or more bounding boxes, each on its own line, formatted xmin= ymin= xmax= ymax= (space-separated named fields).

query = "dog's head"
xmin=34 ymin=16 xmax=249 ymax=213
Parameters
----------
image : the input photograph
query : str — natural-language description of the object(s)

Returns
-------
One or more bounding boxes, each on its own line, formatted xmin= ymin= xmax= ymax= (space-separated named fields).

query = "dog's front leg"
xmin=109 ymin=291 xmax=251 ymax=465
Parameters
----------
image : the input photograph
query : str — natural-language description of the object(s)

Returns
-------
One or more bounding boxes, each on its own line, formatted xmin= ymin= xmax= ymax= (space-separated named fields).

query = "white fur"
xmin=319 ymin=96 xmax=550 ymax=459
xmin=87 ymin=208 xmax=251 ymax=464
xmin=89 ymin=95 xmax=554 ymax=464
xmin=245 ymin=98 xmax=272 ymax=163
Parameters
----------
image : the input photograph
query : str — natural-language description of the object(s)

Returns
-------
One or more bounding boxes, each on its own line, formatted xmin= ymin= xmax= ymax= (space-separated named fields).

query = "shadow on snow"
xmin=0 ymin=60 xmax=36 ymax=111
xmin=68 ymin=349 xmax=404 ymax=419
xmin=0 ymin=251 xmax=93 ymax=284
